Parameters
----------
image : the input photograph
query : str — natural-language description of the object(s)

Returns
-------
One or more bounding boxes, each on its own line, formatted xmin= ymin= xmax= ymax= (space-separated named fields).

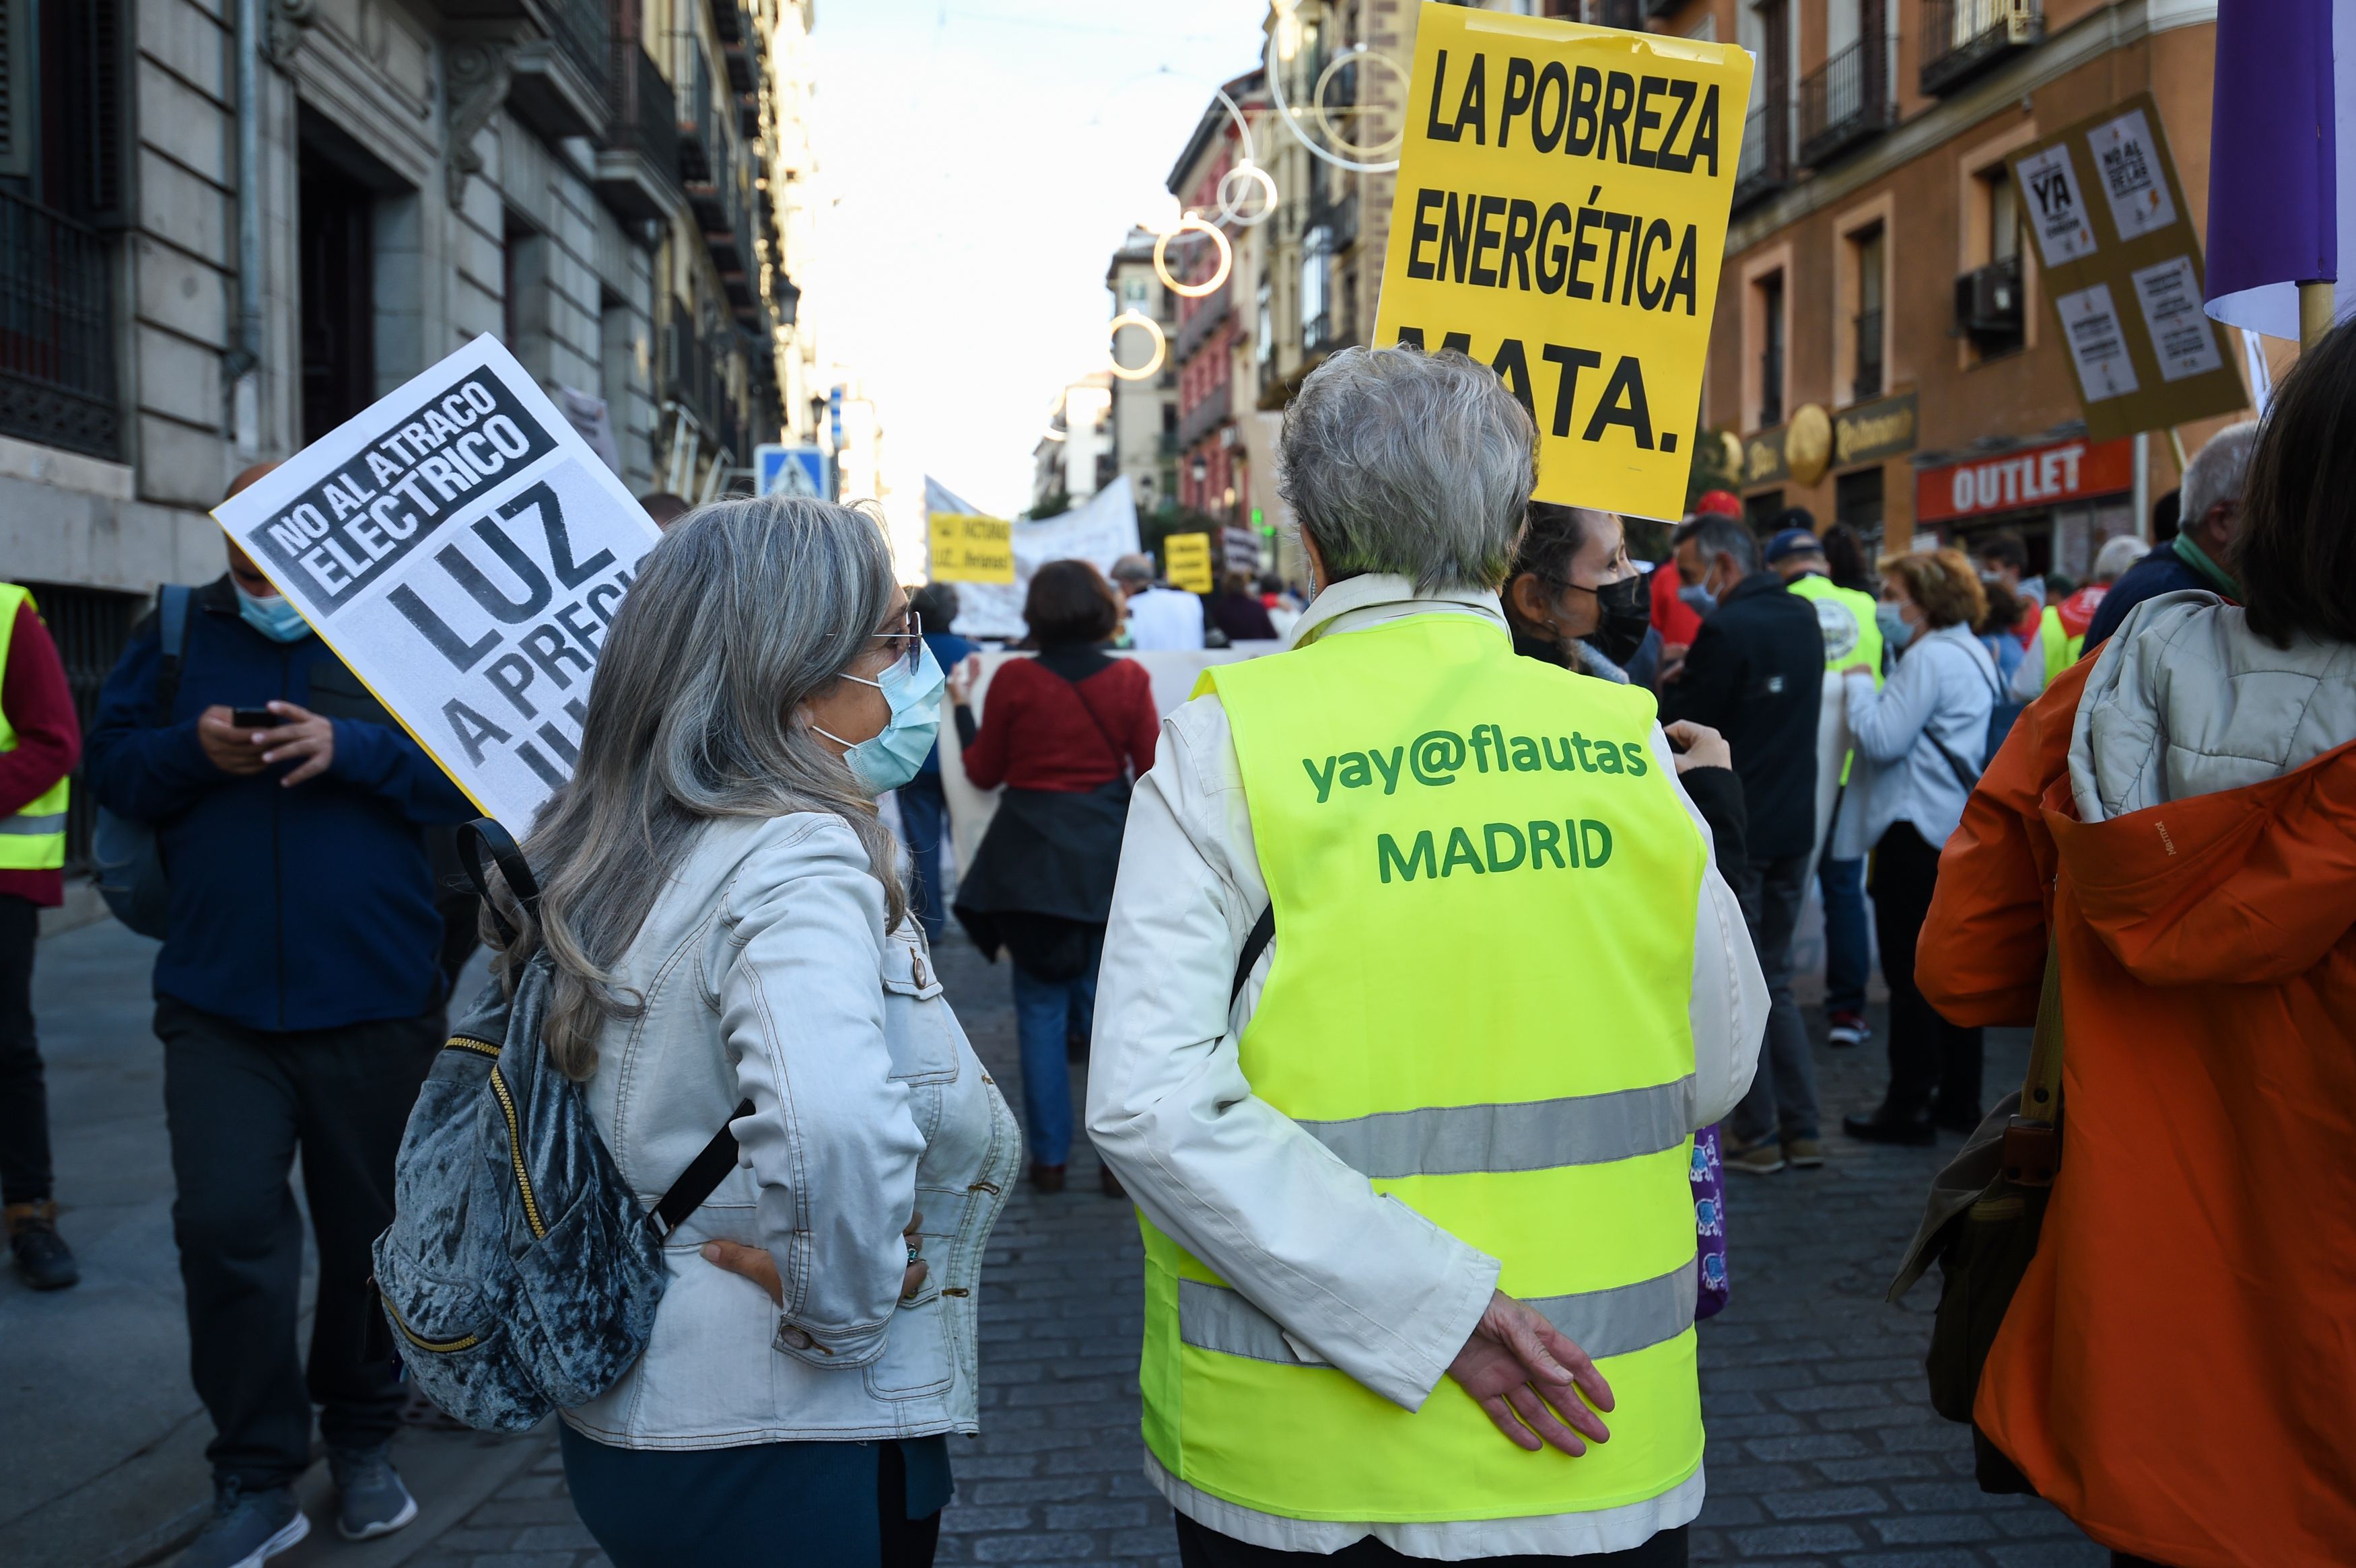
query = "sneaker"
xmin=329 ymin=1444 xmax=418 ymax=1541
xmin=5 ymin=1201 xmax=79 ymax=1290
xmin=1721 ymin=1135 xmax=1785 ymax=1175
xmin=179 ymin=1480 xmax=308 ymax=1568
xmin=1782 ymin=1137 xmax=1826 ymax=1169
xmin=1826 ymin=1010 xmax=1870 ymax=1048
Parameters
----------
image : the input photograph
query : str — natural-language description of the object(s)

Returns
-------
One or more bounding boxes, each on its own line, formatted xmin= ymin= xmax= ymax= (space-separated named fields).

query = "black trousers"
xmin=1175 ymin=1514 xmax=1687 ymax=1567
xmin=0 ymin=895 xmax=52 ymax=1206
xmin=1869 ymin=822 xmax=1984 ymax=1119
xmin=156 ymin=996 xmax=442 ymax=1490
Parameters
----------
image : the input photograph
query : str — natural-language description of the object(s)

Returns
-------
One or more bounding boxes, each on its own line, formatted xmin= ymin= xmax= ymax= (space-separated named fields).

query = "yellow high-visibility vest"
xmin=0 ymin=583 xmax=70 ymax=871
xmin=2038 ymin=606 xmax=2082 ymax=686
xmin=1141 ymin=612 xmax=1707 ymax=1524
xmin=1787 ymin=573 xmax=1880 ymax=786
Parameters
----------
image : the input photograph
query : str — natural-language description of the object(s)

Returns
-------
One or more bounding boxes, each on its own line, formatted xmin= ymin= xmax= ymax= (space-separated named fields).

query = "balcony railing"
xmin=1920 ymin=0 xmax=2042 ymax=95
xmin=547 ymin=0 xmax=609 ymax=96
xmin=1853 ymin=309 xmax=1885 ymax=401
xmin=1797 ymin=39 xmax=1894 ymax=167
xmin=0 ymin=190 xmax=121 ymax=460
xmin=1178 ymin=380 xmax=1233 ymax=452
xmin=1759 ymin=346 xmax=1785 ymax=430
xmin=1175 ymin=283 xmax=1233 ymax=363
xmin=1303 ymin=310 xmax=1336 ymax=356
xmin=1733 ymin=101 xmax=1788 ymax=211
xmin=677 ymin=45 xmax=717 ymax=185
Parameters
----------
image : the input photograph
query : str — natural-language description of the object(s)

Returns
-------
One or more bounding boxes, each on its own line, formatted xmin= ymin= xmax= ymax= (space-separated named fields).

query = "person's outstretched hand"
xmin=1445 ymin=1289 xmax=1615 ymax=1454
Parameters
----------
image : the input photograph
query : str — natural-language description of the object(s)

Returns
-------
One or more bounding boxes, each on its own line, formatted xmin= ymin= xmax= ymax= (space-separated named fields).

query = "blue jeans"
xmin=1818 ymin=855 xmax=1869 ymax=1016
xmin=896 ymin=774 xmax=950 ymax=944
xmin=1009 ymin=930 xmax=1102 ymax=1169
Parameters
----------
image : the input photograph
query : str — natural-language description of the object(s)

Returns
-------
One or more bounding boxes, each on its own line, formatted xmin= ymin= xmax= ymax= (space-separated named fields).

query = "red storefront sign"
xmin=1915 ymin=436 xmax=2135 ymax=525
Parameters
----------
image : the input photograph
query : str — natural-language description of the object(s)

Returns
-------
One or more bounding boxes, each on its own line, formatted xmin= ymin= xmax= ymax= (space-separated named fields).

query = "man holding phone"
xmin=85 ymin=464 xmax=476 ymax=1568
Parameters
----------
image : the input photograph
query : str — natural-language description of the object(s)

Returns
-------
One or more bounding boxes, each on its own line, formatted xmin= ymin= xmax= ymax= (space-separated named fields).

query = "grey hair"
xmin=2092 ymin=533 xmax=2146 ymax=583
xmin=1277 ymin=346 xmax=1536 ymax=593
xmin=2183 ymin=419 xmax=2260 ymax=528
xmin=1687 ymin=515 xmax=1757 ymax=575
xmin=493 ymin=495 xmax=908 ymax=1080
xmin=1109 ymin=553 xmax=1155 ymax=585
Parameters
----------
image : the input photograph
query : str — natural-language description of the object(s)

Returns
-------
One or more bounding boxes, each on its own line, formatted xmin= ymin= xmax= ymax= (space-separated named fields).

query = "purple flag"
xmin=2205 ymin=0 xmax=2355 ymax=338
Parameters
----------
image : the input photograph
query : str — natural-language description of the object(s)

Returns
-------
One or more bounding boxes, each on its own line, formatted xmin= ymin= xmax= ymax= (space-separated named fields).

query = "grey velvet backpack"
xmin=370 ymin=820 xmax=748 ymax=1431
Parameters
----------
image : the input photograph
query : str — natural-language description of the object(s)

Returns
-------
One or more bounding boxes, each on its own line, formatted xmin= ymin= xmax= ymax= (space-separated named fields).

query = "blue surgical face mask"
xmin=812 ymin=641 xmax=944 ymax=795
xmin=236 ymin=584 xmax=314 ymax=643
xmin=1876 ymin=602 xmax=1916 ymax=651
xmin=1678 ymin=582 xmax=1719 ymax=618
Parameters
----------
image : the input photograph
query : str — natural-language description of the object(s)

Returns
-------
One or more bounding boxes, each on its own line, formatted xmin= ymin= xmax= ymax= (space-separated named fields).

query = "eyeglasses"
xmin=873 ymin=608 xmax=925 ymax=678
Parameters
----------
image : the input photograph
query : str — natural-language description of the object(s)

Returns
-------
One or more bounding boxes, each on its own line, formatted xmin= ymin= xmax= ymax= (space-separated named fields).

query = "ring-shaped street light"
xmin=1267 ymin=19 xmax=1411 ymax=173
xmin=1107 ymin=310 xmax=1168 ymax=382
xmin=1154 ymin=217 xmax=1233 ymax=299
xmin=1213 ymin=161 xmax=1280 ymax=229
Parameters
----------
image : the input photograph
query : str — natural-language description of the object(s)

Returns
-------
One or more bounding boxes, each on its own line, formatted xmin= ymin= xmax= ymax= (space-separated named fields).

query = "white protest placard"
xmin=946 ymin=476 xmax=1142 ymax=639
xmin=2087 ymin=108 xmax=2176 ymax=243
xmin=2129 ymin=255 xmax=2225 ymax=382
xmin=2017 ymin=144 xmax=2097 ymax=266
xmin=2055 ymin=283 xmax=2140 ymax=402
xmin=213 ymin=334 xmax=660 ymax=828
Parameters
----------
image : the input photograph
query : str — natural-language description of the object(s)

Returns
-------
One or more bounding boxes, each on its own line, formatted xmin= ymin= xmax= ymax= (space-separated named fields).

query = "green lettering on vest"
xmin=1484 ymin=821 xmax=1527 ymax=871
xmin=1377 ymin=830 xmax=1437 ymax=883
xmin=1529 ymin=818 xmax=1566 ymax=867
xmin=1581 ymin=818 xmax=1614 ymax=866
xmin=1441 ymin=826 xmax=1485 ymax=876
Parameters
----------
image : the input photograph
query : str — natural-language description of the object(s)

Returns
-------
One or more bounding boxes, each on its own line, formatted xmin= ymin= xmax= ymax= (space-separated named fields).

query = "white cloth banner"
xmin=214 ymin=334 xmax=661 ymax=828
xmin=942 ymin=477 xmax=1142 ymax=639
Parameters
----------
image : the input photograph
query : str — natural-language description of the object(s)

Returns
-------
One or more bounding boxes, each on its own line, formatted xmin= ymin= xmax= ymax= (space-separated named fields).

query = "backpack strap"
xmin=646 ymin=1102 xmax=756 ymax=1240
xmin=151 ymin=584 xmax=190 ymax=724
xmin=457 ymin=817 xmax=540 ymax=946
xmin=1231 ymin=904 xmax=1274 ymax=1007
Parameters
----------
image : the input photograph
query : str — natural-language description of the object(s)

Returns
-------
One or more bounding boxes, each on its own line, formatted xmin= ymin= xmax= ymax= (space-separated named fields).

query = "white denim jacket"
xmin=563 ymin=813 xmax=1020 ymax=1450
xmin=1088 ymin=575 xmax=1767 ymax=1557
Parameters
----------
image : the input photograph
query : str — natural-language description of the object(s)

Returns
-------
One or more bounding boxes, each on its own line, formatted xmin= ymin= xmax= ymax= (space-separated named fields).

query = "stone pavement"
xmin=411 ymin=930 xmax=2108 ymax=1568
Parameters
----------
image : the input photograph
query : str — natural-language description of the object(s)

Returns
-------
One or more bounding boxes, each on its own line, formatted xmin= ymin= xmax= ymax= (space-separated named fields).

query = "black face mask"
xmin=1577 ymin=573 xmax=1652 ymax=666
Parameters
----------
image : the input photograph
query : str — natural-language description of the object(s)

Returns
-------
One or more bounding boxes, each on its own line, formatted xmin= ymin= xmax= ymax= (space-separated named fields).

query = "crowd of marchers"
xmin=3 ymin=327 xmax=2351 ymax=1568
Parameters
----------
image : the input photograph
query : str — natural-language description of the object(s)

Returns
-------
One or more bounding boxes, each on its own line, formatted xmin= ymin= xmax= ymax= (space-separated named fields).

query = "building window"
xmin=300 ymin=137 xmax=378 ymax=446
xmin=1256 ymin=275 xmax=1274 ymax=376
xmin=1851 ymin=223 xmax=1885 ymax=401
xmin=1960 ymin=165 xmax=2026 ymax=359
xmin=1835 ymin=466 xmax=1885 ymax=555
xmin=1301 ymin=228 xmax=1331 ymax=355
xmin=1756 ymin=271 xmax=1785 ymax=428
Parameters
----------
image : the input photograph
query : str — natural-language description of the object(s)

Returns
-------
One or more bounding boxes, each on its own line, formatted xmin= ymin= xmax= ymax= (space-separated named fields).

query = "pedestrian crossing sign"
xmin=755 ymin=444 xmax=830 ymax=499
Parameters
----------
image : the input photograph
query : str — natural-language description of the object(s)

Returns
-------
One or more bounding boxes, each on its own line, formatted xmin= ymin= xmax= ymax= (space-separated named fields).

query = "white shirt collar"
xmin=1285 ymin=573 xmax=1508 ymax=651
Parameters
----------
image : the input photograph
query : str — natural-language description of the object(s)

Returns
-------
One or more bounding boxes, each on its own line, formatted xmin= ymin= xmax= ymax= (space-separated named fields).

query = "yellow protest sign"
xmin=928 ymin=512 xmax=1014 ymax=583
xmin=1164 ymin=532 xmax=1214 ymax=594
xmin=1373 ymin=5 xmax=1752 ymax=520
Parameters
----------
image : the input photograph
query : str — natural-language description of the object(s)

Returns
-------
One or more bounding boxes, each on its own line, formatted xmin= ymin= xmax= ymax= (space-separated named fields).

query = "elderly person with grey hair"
xmin=2006 ymin=532 xmax=2150 ymax=703
xmin=494 ymin=497 xmax=1017 ymax=1568
xmin=2081 ymin=419 xmax=2260 ymax=653
xmin=1088 ymin=347 xmax=1764 ymax=1567
xmin=1112 ymin=550 xmax=1208 ymax=651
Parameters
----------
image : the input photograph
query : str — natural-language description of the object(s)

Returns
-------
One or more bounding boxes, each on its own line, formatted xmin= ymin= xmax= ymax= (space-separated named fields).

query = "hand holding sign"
xmin=1374 ymin=5 xmax=1752 ymax=521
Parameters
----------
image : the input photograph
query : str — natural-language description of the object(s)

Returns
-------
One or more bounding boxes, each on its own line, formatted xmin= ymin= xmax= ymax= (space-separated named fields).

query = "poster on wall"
xmin=213 ymin=334 xmax=662 ymax=828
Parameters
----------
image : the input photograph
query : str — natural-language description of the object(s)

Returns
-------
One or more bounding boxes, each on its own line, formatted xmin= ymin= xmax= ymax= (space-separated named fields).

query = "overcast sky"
xmin=806 ymin=1 xmax=1273 ymax=520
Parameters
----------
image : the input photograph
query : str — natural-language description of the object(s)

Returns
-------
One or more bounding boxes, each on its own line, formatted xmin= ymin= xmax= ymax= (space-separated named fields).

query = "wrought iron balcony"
xmin=1177 ymin=380 xmax=1233 ymax=452
xmin=1920 ymin=0 xmax=2042 ymax=96
xmin=1797 ymin=40 xmax=1894 ymax=168
xmin=508 ymin=0 xmax=611 ymax=141
xmin=0 ymin=190 xmax=121 ymax=460
xmin=1732 ymin=101 xmax=1789 ymax=211
xmin=595 ymin=44 xmax=684 ymax=225
xmin=1175 ymin=281 xmax=1233 ymax=363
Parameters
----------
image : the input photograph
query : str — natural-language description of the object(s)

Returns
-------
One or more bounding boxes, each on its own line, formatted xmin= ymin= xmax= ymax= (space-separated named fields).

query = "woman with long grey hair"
xmin=493 ymin=496 xmax=1017 ymax=1568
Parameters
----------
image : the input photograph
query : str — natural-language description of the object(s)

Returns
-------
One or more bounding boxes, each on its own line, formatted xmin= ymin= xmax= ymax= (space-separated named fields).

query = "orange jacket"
xmin=1919 ymin=660 xmax=2356 ymax=1567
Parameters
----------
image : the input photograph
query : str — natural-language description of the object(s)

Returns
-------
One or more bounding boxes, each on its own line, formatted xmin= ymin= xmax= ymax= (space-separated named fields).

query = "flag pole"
xmin=2300 ymin=281 xmax=2336 ymax=347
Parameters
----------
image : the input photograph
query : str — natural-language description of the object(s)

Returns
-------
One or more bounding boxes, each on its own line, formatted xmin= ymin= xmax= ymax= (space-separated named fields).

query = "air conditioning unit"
xmin=1953 ymin=262 xmax=2022 ymax=337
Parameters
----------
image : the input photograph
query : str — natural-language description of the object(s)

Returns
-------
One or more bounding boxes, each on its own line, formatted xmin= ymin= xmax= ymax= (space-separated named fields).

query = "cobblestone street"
xmin=410 ymin=931 xmax=2107 ymax=1568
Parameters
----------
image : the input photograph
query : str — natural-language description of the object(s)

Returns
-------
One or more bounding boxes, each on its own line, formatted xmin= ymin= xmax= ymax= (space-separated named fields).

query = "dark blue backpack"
xmin=92 ymin=584 xmax=190 ymax=937
xmin=371 ymin=821 xmax=747 ymax=1431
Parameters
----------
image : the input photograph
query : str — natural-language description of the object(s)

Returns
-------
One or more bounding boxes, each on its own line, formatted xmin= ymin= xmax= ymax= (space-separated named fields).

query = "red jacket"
xmin=1 ymin=598 xmax=81 ymax=907
xmin=963 ymin=654 xmax=1156 ymax=793
xmin=1648 ymin=563 xmax=1702 ymax=650
xmin=1920 ymin=660 xmax=2356 ymax=1566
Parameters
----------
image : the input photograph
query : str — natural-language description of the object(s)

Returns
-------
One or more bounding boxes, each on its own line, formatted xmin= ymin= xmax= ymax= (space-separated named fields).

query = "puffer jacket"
xmin=563 ymin=812 xmax=1020 ymax=1449
xmin=1918 ymin=591 xmax=2356 ymax=1567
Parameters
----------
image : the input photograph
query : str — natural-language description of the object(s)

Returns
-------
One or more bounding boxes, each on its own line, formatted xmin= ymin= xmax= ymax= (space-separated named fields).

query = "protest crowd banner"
xmin=1373 ymin=3 xmax=1752 ymax=521
xmin=928 ymin=512 xmax=1017 ymax=583
xmin=2006 ymin=92 xmax=2248 ymax=441
xmin=213 ymin=334 xmax=662 ymax=828
xmin=934 ymin=475 xmax=1143 ymax=639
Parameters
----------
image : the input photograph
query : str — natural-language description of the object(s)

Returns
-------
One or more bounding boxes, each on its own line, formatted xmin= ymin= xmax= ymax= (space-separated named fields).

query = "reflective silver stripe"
xmin=0 ymin=812 xmax=65 ymax=836
xmin=1177 ymin=1279 xmax=1303 ymax=1365
xmin=1177 ymin=1260 xmax=1696 ymax=1367
xmin=1293 ymin=1078 xmax=1696 ymax=1180
xmin=1528 ymin=1259 xmax=1697 ymax=1360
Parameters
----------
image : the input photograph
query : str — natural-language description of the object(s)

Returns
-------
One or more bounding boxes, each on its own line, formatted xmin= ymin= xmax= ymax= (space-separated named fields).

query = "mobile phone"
xmin=230 ymin=707 xmax=277 ymax=731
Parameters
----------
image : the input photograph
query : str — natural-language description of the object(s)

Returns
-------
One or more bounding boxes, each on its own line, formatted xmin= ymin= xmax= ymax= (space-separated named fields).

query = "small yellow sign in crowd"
xmin=1163 ymin=532 xmax=1215 ymax=594
xmin=1375 ymin=3 xmax=1753 ymax=521
xmin=928 ymin=512 xmax=1016 ymax=584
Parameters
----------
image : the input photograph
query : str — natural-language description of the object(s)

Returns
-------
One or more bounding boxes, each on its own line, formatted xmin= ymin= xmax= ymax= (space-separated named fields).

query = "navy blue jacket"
xmin=916 ymin=629 xmax=976 ymax=777
xmin=1658 ymin=573 xmax=1824 ymax=861
xmin=2081 ymin=539 xmax=2212 ymax=653
xmin=86 ymin=577 xmax=476 ymax=1032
